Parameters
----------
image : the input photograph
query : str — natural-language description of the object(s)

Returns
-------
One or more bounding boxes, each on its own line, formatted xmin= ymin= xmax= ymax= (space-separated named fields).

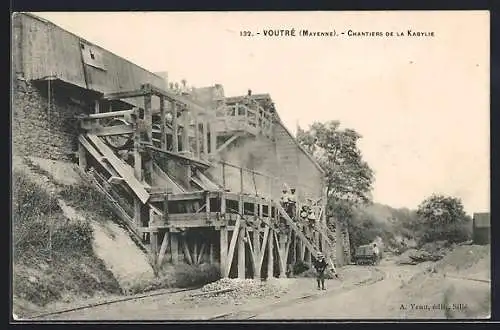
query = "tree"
xmin=415 ymin=194 xmax=472 ymax=244
xmin=297 ymin=121 xmax=375 ymax=225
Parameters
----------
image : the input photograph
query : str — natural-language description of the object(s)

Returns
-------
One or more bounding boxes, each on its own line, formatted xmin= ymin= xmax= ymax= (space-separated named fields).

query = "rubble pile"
xmin=185 ymin=278 xmax=290 ymax=305
xmin=397 ymin=240 xmax=458 ymax=265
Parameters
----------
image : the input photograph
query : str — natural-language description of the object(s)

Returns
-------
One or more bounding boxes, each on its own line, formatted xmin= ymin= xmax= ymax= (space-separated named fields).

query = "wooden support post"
xmin=195 ymin=114 xmax=200 ymax=158
xmin=171 ymin=233 xmax=179 ymax=264
xmin=256 ymin=227 xmax=269 ymax=280
xmin=222 ymin=163 xmax=226 ymax=189
xmin=267 ymin=228 xmax=274 ymax=279
xmin=182 ymin=110 xmax=189 ymax=153
xmin=209 ymin=243 xmax=214 ymax=264
xmin=202 ymin=120 xmax=209 ymax=158
xmin=158 ymin=231 xmax=169 ymax=266
xmin=144 ymin=94 xmax=154 ymax=185
xmin=94 ymin=100 xmax=100 ymax=126
xmin=183 ymin=236 xmax=193 ymax=265
xmin=238 ymin=226 xmax=246 ymax=279
xmin=240 ymin=167 xmax=244 ymax=193
xmin=144 ymin=94 xmax=153 ymax=143
xmin=252 ymin=230 xmax=261 ymax=280
xmin=151 ymin=230 xmax=159 ymax=255
xmin=78 ymin=141 xmax=87 ymax=170
xmin=134 ymin=199 xmax=142 ymax=228
xmin=220 ymin=227 xmax=228 ymax=277
xmin=172 ymin=102 xmax=179 ymax=152
xmin=197 ymin=243 xmax=206 ymax=264
xmin=204 ymin=192 xmax=211 ymax=223
xmin=221 ymin=192 xmax=227 ymax=215
xmin=209 ymin=122 xmax=217 ymax=154
xmin=291 ymin=233 xmax=297 ymax=265
xmin=225 ymin=217 xmax=241 ymax=278
xmin=193 ymin=241 xmax=198 ymax=265
xmin=275 ymin=232 xmax=286 ymax=278
xmin=160 ymin=96 xmax=167 ymax=150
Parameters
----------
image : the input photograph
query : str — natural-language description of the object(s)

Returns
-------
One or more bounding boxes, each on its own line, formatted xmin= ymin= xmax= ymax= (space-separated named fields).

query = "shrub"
xmin=172 ymin=263 xmax=221 ymax=288
xmin=59 ymin=185 xmax=115 ymax=219
xmin=297 ymin=267 xmax=336 ymax=279
xmin=292 ymin=261 xmax=310 ymax=275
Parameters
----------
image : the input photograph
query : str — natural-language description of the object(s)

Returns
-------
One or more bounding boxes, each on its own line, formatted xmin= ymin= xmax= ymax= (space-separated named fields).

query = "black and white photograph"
xmin=11 ymin=11 xmax=490 ymax=320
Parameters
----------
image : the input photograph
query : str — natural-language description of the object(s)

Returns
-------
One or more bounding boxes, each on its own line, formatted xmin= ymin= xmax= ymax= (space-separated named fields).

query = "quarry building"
xmin=12 ymin=13 xmax=351 ymax=279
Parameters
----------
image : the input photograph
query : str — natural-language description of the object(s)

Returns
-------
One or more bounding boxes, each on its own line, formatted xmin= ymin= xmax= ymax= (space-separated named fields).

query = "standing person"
xmin=307 ymin=207 xmax=317 ymax=228
xmin=313 ymin=252 xmax=328 ymax=290
xmin=372 ymin=243 xmax=380 ymax=264
xmin=287 ymin=188 xmax=297 ymax=219
xmin=280 ymin=188 xmax=289 ymax=210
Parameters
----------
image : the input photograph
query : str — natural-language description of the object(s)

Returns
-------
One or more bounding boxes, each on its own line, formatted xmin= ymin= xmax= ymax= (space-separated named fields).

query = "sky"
xmin=32 ymin=11 xmax=490 ymax=215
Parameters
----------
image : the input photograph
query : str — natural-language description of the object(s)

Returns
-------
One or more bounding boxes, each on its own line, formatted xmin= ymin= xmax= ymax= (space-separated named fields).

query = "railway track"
xmin=26 ymin=267 xmax=384 ymax=321
xmin=27 ymin=286 xmax=202 ymax=320
xmin=209 ymin=267 xmax=386 ymax=320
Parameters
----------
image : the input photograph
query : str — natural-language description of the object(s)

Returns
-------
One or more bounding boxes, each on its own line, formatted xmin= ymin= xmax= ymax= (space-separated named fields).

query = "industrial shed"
xmin=12 ymin=12 xmax=351 ymax=280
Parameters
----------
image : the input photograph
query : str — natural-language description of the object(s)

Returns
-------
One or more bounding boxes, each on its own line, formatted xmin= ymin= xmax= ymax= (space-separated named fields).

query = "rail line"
xmin=27 ymin=286 xmax=202 ymax=320
xmin=209 ymin=267 xmax=386 ymax=320
xmin=27 ymin=267 xmax=385 ymax=321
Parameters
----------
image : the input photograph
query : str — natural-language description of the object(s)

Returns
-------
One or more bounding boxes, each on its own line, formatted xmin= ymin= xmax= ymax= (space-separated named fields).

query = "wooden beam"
xmin=209 ymin=122 xmax=217 ymax=154
xmin=151 ymin=231 xmax=159 ymax=256
xmin=197 ymin=243 xmax=206 ymax=264
xmin=157 ymin=231 xmax=169 ymax=266
xmin=238 ymin=226 xmax=246 ymax=279
xmin=144 ymin=144 xmax=211 ymax=168
xmin=257 ymin=227 xmax=269 ymax=271
xmin=220 ymin=227 xmax=228 ymax=277
xmin=170 ymin=101 xmax=179 ymax=153
xmin=193 ymin=241 xmax=199 ymax=265
xmin=144 ymin=94 xmax=154 ymax=186
xmin=246 ymin=230 xmax=257 ymax=278
xmin=142 ymin=83 xmax=213 ymax=117
xmin=181 ymin=111 xmax=189 ymax=153
xmin=78 ymin=141 xmax=87 ymax=170
xmin=274 ymin=231 xmax=286 ymax=278
xmin=160 ymin=96 xmax=167 ymax=150
xmin=224 ymin=217 xmax=241 ymax=278
xmin=202 ymin=121 xmax=208 ymax=157
xmin=87 ymin=135 xmax=150 ymax=203
xmin=216 ymin=134 xmax=241 ymax=154
xmin=103 ymin=89 xmax=148 ymax=100
xmin=209 ymin=243 xmax=214 ymax=264
xmin=90 ymin=124 xmax=134 ymax=136
xmin=171 ymin=233 xmax=179 ymax=264
xmin=78 ymin=109 xmax=135 ymax=120
xmin=183 ymin=237 xmax=193 ymax=265
xmin=267 ymin=228 xmax=274 ymax=279
xmin=240 ymin=167 xmax=244 ymax=193
xmin=78 ymin=135 xmax=116 ymax=176
xmin=195 ymin=115 xmax=200 ymax=158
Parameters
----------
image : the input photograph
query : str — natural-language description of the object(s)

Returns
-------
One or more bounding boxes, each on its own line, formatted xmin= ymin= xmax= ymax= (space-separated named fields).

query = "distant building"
xmin=472 ymin=212 xmax=490 ymax=245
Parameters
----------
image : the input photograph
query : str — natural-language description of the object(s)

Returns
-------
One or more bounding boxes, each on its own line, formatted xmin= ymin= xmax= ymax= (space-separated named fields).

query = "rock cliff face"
xmin=12 ymin=78 xmax=91 ymax=161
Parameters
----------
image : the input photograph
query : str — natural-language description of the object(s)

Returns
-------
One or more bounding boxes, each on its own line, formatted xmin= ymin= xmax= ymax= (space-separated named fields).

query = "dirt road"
xmin=32 ymin=257 xmax=488 ymax=320
xmin=34 ymin=266 xmax=378 ymax=320
xmin=251 ymin=262 xmax=420 ymax=319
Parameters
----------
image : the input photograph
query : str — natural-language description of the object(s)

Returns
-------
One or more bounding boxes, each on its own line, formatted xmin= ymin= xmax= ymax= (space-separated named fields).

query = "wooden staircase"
xmin=274 ymin=202 xmax=338 ymax=274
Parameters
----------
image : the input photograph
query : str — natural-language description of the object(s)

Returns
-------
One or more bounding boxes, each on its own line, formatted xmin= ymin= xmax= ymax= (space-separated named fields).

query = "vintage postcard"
xmin=11 ymin=11 xmax=490 ymax=321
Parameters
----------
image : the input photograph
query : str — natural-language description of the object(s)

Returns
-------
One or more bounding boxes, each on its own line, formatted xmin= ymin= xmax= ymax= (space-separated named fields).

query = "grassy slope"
xmin=12 ymin=157 xmax=222 ymax=318
xmin=12 ymin=168 xmax=122 ymax=317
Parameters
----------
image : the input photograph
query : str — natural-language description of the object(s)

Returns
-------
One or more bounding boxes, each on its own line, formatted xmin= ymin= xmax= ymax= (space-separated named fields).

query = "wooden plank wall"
xmin=15 ymin=13 xmax=165 ymax=109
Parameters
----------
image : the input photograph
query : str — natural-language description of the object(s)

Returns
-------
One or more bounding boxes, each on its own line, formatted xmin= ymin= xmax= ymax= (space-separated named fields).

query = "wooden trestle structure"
xmin=76 ymin=83 xmax=337 ymax=279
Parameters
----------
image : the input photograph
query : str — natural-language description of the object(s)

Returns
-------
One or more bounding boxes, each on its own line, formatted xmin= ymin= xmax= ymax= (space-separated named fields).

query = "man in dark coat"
xmin=313 ymin=252 xmax=328 ymax=290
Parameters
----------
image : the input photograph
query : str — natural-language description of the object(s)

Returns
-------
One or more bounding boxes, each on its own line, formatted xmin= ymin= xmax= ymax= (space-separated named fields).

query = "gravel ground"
xmin=33 ymin=266 xmax=375 ymax=320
